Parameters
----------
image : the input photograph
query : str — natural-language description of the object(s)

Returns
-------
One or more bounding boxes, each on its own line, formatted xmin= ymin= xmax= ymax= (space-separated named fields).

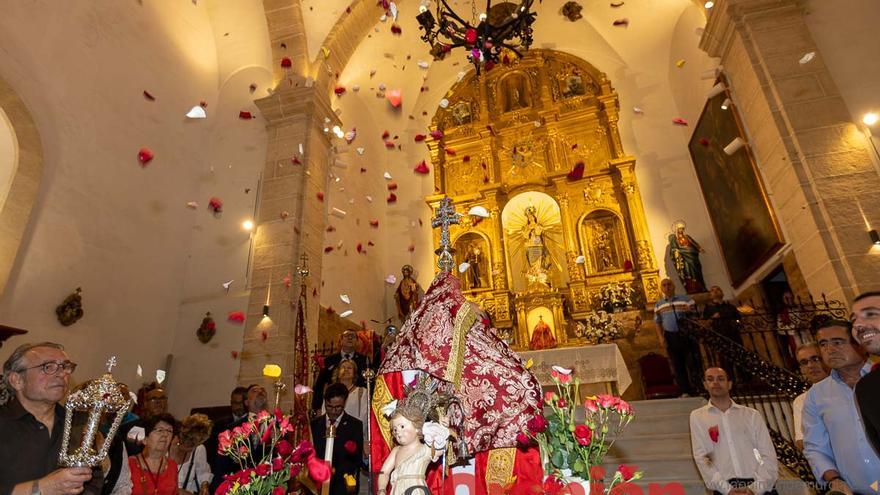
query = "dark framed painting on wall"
xmin=688 ymin=77 xmax=784 ymax=288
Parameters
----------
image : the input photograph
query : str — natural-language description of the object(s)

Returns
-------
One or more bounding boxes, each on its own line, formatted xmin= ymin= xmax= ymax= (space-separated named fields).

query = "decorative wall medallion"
xmin=55 ymin=287 xmax=84 ymax=326
xmin=197 ymin=312 xmax=217 ymax=343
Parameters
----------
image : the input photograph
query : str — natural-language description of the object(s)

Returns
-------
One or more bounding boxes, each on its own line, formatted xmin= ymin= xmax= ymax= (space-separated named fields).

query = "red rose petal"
xmin=137 ymin=147 xmax=154 ymax=165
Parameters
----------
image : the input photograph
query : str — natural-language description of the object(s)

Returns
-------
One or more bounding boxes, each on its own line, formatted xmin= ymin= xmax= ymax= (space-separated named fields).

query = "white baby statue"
xmin=377 ymin=401 xmax=449 ymax=495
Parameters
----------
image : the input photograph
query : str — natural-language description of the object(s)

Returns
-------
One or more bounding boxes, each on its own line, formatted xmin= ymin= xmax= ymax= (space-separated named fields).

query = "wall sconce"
xmin=242 ymin=219 xmax=254 ymax=231
xmin=707 ymin=82 xmax=726 ymax=99
xmin=262 ymin=304 xmax=270 ymax=317
xmin=724 ymin=137 xmax=746 ymax=155
xmin=863 ymin=112 xmax=878 ymax=126
xmin=870 ymin=229 xmax=880 ymax=245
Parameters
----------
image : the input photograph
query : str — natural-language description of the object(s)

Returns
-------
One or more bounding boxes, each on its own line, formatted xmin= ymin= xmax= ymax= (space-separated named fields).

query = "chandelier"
xmin=416 ymin=0 xmax=538 ymax=74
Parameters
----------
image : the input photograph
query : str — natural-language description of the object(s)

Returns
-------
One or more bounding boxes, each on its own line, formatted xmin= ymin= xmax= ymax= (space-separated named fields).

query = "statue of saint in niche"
xmin=502 ymin=75 xmax=530 ymax=112
xmin=666 ymin=221 xmax=707 ymax=294
xmin=529 ymin=315 xmax=557 ymax=350
xmin=521 ymin=206 xmax=552 ymax=287
xmin=465 ymin=242 xmax=484 ymax=289
xmin=394 ymin=265 xmax=425 ymax=323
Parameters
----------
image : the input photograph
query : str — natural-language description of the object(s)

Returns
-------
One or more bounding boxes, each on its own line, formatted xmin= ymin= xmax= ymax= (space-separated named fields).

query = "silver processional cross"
xmin=431 ymin=197 xmax=461 ymax=272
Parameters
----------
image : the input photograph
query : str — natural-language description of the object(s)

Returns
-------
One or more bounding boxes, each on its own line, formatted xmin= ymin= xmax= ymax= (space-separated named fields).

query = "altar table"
xmin=519 ymin=343 xmax=632 ymax=395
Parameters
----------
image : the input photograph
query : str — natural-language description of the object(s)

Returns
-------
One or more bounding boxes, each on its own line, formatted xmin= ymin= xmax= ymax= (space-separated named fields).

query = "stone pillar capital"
xmin=700 ymin=0 xmax=806 ymax=57
xmin=255 ymin=85 xmax=339 ymax=129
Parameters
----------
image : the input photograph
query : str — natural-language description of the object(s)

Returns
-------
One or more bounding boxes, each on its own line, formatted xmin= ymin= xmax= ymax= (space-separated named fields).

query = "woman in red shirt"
xmin=129 ymin=413 xmax=179 ymax=495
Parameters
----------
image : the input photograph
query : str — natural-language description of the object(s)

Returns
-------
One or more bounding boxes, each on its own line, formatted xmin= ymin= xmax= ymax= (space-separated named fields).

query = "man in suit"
xmin=209 ymin=384 xmax=266 ymax=493
xmin=311 ymin=383 xmax=364 ymax=495
xmin=852 ymin=291 xmax=880 ymax=455
xmin=313 ymin=330 xmax=370 ymax=413
xmin=204 ymin=386 xmax=248 ymax=466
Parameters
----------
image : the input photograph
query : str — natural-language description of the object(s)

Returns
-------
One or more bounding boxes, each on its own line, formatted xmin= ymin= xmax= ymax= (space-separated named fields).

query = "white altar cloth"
xmin=519 ymin=343 xmax=632 ymax=394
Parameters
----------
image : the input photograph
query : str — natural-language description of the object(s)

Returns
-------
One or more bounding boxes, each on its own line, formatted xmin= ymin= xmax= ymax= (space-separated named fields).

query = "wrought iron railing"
xmin=682 ymin=294 xmax=844 ymax=481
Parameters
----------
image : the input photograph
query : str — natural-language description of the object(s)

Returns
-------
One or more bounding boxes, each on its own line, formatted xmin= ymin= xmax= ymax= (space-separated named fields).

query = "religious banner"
xmin=688 ymin=77 xmax=784 ymax=287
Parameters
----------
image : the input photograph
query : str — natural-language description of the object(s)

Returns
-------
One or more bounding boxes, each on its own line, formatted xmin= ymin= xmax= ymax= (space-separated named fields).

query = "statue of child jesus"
xmin=377 ymin=402 xmax=448 ymax=495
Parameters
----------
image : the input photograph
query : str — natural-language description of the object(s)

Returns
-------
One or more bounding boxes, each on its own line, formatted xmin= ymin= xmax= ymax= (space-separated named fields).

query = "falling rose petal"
xmin=613 ymin=18 xmax=629 ymax=26
xmin=261 ymin=331 xmax=268 ymax=342
xmin=387 ymin=181 xmax=398 ymax=190
xmin=458 ymin=262 xmax=470 ymax=273
xmin=249 ymin=83 xmax=258 ymax=93
xmin=386 ymin=89 xmax=403 ymax=108
xmin=383 ymin=172 xmax=393 ymax=180
xmin=414 ymin=134 xmax=427 ymax=142
xmin=675 ymin=59 xmax=686 ymax=68
xmin=567 ymin=161 xmax=585 ymax=180
xmin=326 ymin=306 xmax=335 ymax=315
xmin=230 ymin=351 xmax=239 ymax=360
xmin=281 ymin=57 xmax=292 ymax=68
xmin=137 ymin=147 xmax=154 ymax=165
xmin=368 ymin=241 xmax=375 ymax=246
xmin=430 ymin=129 xmax=444 ymax=140
xmin=239 ymin=111 xmax=255 ymax=119
xmin=326 ymin=225 xmax=336 ymax=233
xmin=369 ymin=220 xmax=380 ymax=228
xmin=208 ymin=197 xmax=223 ymax=213
xmin=387 ymin=192 xmax=398 ymax=203
xmin=672 ymin=117 xmax=689 ymax=126
xmin=143 ymin=90 xmax=156 ymax=101
xmin=799 ymin=52 xmax=816 ymax=64
xmin=468 ymin=206 xmax=490 ymax=218
xmin=228 ymin=311 xmax=246 ymax=323
xmin=294 ymin=384 xmax=313 ymax=395
xmin=186 ymin=106 xmax=207 ymax=119
xmin=324 ymin=246 xmax=334 ymax=253
xmin=699 ymin=137 xmax=710 ymax=147
xmin=291 ymin=155 xmax=301 ymax=165
xmin=390 ymin=1 xmax=399 ymax=20
xmin=317 ymin=191 xmax=324 ymax=201
xmin=407 ymin=244 xmax=415 ymax=252
xmin=280 ymin=210 xmax=290 ymax=219
xmin=331 ymin=207 xmax=347 ymax=218
xmin=345 ymin=128 xmax=357 ymax=143
xmin=334 ymin=86 xmax=347 ymax=96
xmin=381 ymin=130 xmax=390 ymax=139
xmin=633 ymin=106 xmax=644 ymax=114
xmin=384 ymin=140 xmax=396 ymax=149
xmin=576 ymin=255 xmax=586 ymax=264
xmin=610 ymin=1 xmax=624 ymax=6
xmin=356 ymin=147 xmax=365 ymax=155
xmin=445 ymin=147 xmax=456 ymax=156
xmin=366 ymin=195 xmax=374 ymax=202
xmin=414 ymin=160 xmax=430 ymax=174
xmin=356 ymin=243 xmax=364 ymax=253
xmin=385 ymin=274 xmax=397 ymax=284
xmin=136 ymin=365 xmax=143 ymax=378
xmin=340 ymin=310 xmax=354 ymax=318
xmin=340 ymin=294 xmax=351 ymax=304
xmin=283 ymin=274 xmax=292 ymax=288
xmin=390 ymin=23 xmax=402 ymax=34
xmin=186 ymin=201 xmax=199 ymax=209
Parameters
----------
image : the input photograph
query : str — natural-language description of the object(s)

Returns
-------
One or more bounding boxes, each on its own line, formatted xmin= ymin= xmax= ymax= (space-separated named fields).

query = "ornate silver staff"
xmin=431 ymin=197 xmax=461 ymax=273
xmin=363 ymin=365 xmax=376 ymax=494
xmin=59 ymin=357 xmax=132 ymax=467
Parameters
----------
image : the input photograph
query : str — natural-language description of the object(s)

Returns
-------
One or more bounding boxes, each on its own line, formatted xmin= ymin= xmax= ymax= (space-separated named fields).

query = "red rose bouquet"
xmin=519 ymin=365 xmax=642 ymax=491
xmin=216 ymin=409 xmax=329 ymax=495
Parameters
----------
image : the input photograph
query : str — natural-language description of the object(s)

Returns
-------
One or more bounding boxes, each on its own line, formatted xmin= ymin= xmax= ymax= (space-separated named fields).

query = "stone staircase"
xmin=603 ymin=397 xmax=707 ymax=495
xmin=589 ymin=397 xmax=810 ymax=495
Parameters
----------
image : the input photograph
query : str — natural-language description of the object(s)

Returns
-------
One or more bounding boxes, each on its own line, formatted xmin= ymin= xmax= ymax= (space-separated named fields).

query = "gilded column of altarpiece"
xmin=426 ymin=50 xmax=660 ymax=350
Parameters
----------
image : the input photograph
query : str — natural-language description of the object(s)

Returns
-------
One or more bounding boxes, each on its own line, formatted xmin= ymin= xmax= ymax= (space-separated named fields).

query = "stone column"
xmin=237 ymin=84 xmax=339 ymax=412
xmin=612 ymin=158 xmax=661 ymax=302
xmin=701 ymin=0 xmax=880 ymax=299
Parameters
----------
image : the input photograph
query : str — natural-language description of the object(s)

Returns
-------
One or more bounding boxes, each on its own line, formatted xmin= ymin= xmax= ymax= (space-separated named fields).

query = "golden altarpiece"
xmin=426 ymin=50 xmax=661 ymax=351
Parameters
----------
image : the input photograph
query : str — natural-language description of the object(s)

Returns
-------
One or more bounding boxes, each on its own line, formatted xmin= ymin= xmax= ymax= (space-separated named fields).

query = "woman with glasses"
xmin=128 ymin=413 xmax=179 ymax=495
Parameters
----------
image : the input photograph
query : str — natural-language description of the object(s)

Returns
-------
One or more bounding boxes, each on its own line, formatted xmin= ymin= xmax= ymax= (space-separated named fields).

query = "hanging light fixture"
xmin=416 ymin=0 xmax=538 ymax=74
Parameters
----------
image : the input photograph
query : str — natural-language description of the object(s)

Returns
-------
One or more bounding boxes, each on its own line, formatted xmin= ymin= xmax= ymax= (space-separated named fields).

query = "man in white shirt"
xmin=792 ymin=343 xmax=829 ymax=450
xmin=690 ymin=368 xmax=778 ymax=495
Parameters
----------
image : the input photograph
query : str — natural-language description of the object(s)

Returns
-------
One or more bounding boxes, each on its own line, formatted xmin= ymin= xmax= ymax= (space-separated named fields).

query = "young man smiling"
xmin=851 ymin=291 xmax=880 ymax=456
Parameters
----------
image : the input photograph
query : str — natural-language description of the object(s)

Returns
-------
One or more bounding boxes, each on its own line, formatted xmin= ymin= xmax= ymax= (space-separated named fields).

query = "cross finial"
xmin=106 ymin=356 xmax=117 ymax=373
xmin=297 ymin=252 xmax=310 ymax=279
xmin=431 ymin=197 xmax=461 ymax=272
